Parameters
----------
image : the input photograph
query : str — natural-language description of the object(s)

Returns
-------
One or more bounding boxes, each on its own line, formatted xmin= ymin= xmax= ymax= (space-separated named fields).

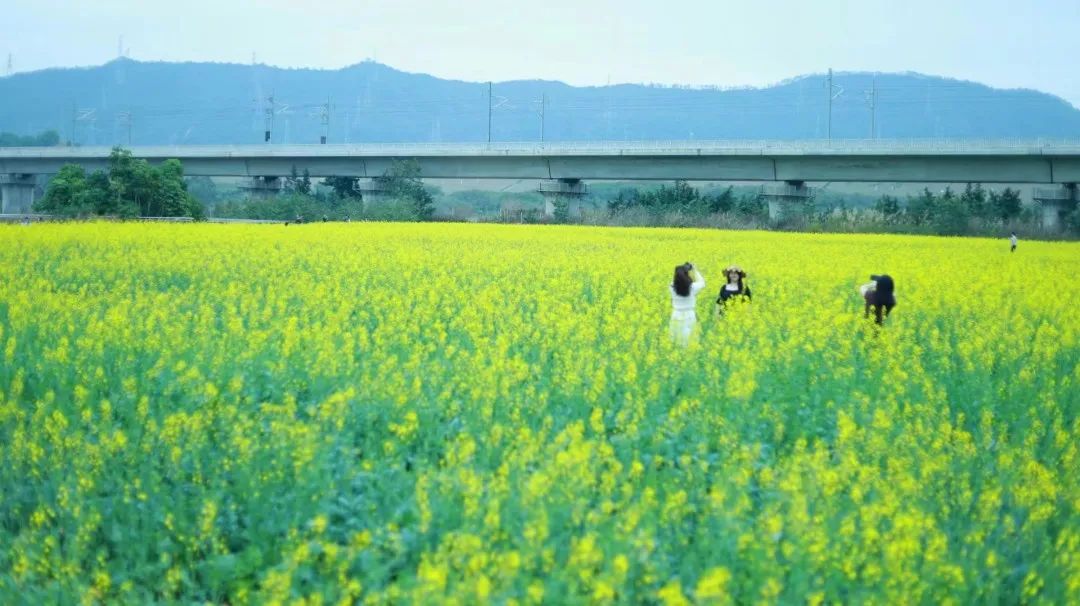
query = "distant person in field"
xmin=670 ymin=262 xmax=705 ymax=346
xmin=1010 ymin=232 xmax=1018 ymax=252
xmin=715 ymin=264 xmax=751 ymax=316
xmin=860 ymin=274 xmax=896 ymax=325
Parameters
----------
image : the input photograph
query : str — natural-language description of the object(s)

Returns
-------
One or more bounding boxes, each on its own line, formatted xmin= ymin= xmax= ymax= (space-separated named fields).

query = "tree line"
xmin=0 ymin=130 xmax=61 ymax=147
xmin=604 ymin=182 xmax=768 ymax=221
xmin=592 ymin=180 xmax=1078 ymax=237
xmin=34 ymin=148 xmax=204 ymax=219
xmin=215 ymin=160 xmax=436 ymax=222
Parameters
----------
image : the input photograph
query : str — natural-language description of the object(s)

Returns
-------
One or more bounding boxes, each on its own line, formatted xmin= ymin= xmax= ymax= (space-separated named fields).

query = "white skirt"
xmin=669 ymin=309 xmax=697 ymax=346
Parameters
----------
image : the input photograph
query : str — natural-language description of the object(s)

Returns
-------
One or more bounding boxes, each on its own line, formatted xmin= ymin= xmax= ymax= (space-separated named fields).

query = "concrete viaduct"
xmin=2 ymin=139 xmax=1079 ymax=226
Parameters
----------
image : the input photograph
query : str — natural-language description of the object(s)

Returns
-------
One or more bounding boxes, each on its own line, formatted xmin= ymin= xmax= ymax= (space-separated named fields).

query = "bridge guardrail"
xmin=4 ymin=137 xmax=1080 ymax=159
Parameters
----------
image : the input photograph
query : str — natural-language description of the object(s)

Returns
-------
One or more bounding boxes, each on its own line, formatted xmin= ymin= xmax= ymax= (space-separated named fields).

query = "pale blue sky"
xmin=6 ymin=0 xmax=1080 ymax=106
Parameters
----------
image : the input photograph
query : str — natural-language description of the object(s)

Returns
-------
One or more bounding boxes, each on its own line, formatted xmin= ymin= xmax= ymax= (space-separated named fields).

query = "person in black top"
xmin=860 ymin=274 xmax=896 ymax=325
xmin=715 ymin=265 xmax=752 ymax=316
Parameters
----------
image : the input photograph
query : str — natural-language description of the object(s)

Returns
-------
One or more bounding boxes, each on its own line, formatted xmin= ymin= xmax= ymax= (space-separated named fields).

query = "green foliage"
xmin=735 ymin=192 xmax=769 ymax=220
xmin=215 ymin=193 xmax=365 ymax=222
xmin=551 ymin=196 xmax=570 ymax=223
xmin=35 ymin=165 xmax=92 ymax=216
xmin=934 ymin=187 xmax=969 ymax=235
xmin=286 ymin=166 xmax=313 ymax=195
xmin=321 ymin=177 xmax=361 ymax=199
xmin=960 ymin=183 xmax=987 ymax=219
xmin=34 ymin=147 xmax=204 ymax=218
xmin=376 ymin=159 xmax=435 ymax=220
xmin=874 ymin=195 xmax=902 ymax=222
xmin=0 ymin=129 xmax=60 ymax=147
xmin=706 ymin=186 xmax=736 ymax=213
xmin=906 ymin=188 xmax=937 ymax=226
xmin=607 ymin=182 xmax=766 ymax=223
xmin=989 ymin=188 xmax=1023 ymax=221
xmin=606 ymin=181 xmax=741 ymax=216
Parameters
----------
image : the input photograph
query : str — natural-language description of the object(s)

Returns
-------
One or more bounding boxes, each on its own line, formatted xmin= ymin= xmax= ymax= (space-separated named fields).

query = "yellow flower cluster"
xmin=0 ymin=222 xmax=1077 ymax=603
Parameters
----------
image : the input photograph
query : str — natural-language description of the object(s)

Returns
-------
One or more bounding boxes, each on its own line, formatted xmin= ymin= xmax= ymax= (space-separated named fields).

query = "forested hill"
xmin=2 ymin=58 xmax=1079 ymax=146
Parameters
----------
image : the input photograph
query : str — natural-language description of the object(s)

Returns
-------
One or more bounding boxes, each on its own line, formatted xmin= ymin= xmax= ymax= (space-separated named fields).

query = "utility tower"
xmin=264 ymin=94 xmax=275 ymax=142
xmin=863 ymin=75 xmax=877 ymax=139
xmin=72 ymin=107 xmax=97 ymax=146
xmin=825 ymin=68 xmax=843 ymax=140
xmin=320 ymin=99 xmax=330 ymax=144
xmin=535 ymin=93 xmax=547 ymax=142
xmin=116 ymin=111 xmax=133 ymax=145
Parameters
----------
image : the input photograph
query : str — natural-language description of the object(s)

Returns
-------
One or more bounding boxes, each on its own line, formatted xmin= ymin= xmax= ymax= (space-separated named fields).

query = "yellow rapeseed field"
xmin=0 ymin=222 xmax=1078 ymax=604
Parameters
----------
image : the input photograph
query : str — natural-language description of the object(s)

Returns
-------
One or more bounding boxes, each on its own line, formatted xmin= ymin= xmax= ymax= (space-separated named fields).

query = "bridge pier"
xmin=240 ymin=176 xmax=283 ymax=199
xmin=0 ymin=174 xmax=37 ymax=214
xmin=760 ymin=181 xmax=813 ymax=220
xmin=1032 ymin=184 xmax=1077 ymax=230
xmin=538 ymin=179 xmax=587 ymax=218
xmin=355 ymin=179 xmax=391 ymax=202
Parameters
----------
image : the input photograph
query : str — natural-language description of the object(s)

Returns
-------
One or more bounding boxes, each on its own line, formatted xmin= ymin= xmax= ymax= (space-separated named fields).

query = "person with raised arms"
xmin=670 ymin=262 xmax=705 ymax=346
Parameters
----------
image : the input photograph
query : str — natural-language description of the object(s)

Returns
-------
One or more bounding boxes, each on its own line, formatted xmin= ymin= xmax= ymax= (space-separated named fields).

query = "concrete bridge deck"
xmin=2 ymin=139 xmax=1080 ymax=183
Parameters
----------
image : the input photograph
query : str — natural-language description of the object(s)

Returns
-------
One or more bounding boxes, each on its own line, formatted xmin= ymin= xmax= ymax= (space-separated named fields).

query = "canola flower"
xmin=0 ymin=222 xmax=1077 ymax=604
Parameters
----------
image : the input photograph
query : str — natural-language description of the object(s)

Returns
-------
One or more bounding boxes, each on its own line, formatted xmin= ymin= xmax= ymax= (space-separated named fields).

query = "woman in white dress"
xmin=669 ymin=262 xmax=705 ymax=346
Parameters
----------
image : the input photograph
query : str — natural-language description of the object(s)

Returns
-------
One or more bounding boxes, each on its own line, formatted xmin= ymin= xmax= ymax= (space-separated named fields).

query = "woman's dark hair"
xmin=870 ymin=274 xmax=894 ymax=298
xmin=673 ymin=263 xmax=693 ymax=297
xmin=866 ymin=274 xmax=896 ymax=324
xmin=724 ymin=266 xmax=746 ymax=291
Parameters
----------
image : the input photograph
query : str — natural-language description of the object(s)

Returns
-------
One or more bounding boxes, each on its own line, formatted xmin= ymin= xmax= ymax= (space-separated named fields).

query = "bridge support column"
xmin=538 ymin=179 xmax=587 ymax=218
xmin=355 ymin=179 xmax=391 ymax=202
xmin=760 ymin=181 xmax=813 ymax=220
xmin=1032 ymin=184 xmax=1077 ymax=230
xmin=241 ymin=176 xmax=283 ymax=199
xmin=0 ymin=174 xmax=37 ymax=214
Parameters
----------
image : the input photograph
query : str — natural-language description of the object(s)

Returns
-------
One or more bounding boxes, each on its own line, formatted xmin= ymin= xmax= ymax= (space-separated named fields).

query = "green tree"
xmin=35 ymin=165 xmax=90 ymax=216
xmin=298 ymin=169 xmax=312 ymax=196
xmin=322 ymin=176 xmax=361 ymax=199
xmin=607 ymin=189 xmax=640 ymax=213
xmin=376 ymin=159 xmax=435 ymax=220
xmin=35 ymin=148 xmax=202 ymax=218
xmin=989 ymin=187 xmax=1023 ymax=221
xmin=906 ymin=188 xmax=937 ymax=226
xmin=934 ymin=187 xmax=968 ymax=235
xmin=285 ymin=166 xmax=300 ymax=192
xmin=705 ymin=186 xmax=736 ymax=213
xmin=961 ymin=183 xmax=988 ymax=219
xmin=84 ymin=171 xmax=128 ymax=216
xmin=874 ymin=195 xmax=902 ymax=222
xmin=736 ymin=193 xmax=768 ymax=220
xmin=0 ymin=129 xmax=60 ymax=147
xmin=551 ymin=196 xmax=571 ymax=223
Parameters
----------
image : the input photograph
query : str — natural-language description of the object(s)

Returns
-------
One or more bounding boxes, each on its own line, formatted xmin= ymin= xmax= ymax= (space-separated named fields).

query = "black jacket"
xmin=717 ymin=284 xmax=752 ymax=304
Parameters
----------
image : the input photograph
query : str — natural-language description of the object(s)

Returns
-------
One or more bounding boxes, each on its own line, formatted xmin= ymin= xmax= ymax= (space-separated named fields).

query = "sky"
xmin=5 ymin=0 xmax=1080 ymax=107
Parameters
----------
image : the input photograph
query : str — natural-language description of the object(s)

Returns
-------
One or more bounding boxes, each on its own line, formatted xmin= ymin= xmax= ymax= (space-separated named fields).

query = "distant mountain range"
xmin=2 ymin=59 xmax=1079 ymax=146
